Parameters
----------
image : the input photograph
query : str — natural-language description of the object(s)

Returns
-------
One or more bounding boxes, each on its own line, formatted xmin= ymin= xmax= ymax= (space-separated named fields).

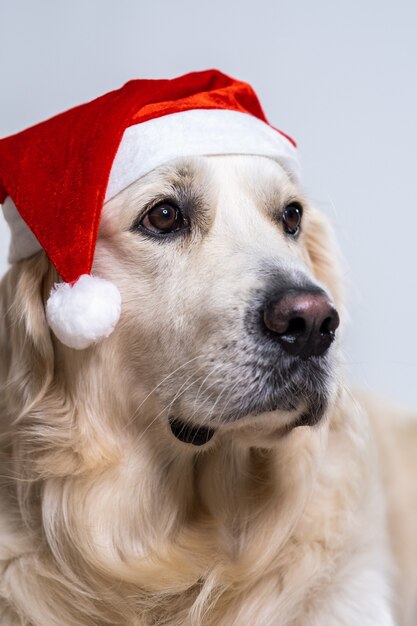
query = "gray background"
xmin=1 ymin=0 xmax=416 ymax=408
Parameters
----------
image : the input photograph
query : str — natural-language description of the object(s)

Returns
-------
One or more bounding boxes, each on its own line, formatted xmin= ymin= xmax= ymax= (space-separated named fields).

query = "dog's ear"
xmin=303 ymin=207 xmax=345 ymax=311
xmin=0 ymin=252 xmax=56 ymax=420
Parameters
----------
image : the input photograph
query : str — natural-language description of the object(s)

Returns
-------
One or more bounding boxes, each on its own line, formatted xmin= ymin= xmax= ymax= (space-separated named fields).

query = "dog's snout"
xmin=263 ymin=289 xmax=340 ymax=358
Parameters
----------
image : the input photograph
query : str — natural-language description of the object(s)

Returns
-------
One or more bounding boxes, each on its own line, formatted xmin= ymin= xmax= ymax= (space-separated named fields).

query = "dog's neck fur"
xmin=12 ymin=349 xmax=358 ymax=624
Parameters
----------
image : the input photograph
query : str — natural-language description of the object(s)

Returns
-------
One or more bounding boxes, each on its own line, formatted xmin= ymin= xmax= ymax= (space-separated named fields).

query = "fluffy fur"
xmin=0 ymin=155 xmax=416 ymax=625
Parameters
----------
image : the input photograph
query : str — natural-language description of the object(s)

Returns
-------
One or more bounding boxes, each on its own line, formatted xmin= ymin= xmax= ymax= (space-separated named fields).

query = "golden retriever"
xmin=0 ymin=155 xmax=416 ymax=625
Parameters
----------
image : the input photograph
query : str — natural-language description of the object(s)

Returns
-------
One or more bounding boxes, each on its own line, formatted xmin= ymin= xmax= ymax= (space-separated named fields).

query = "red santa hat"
xmin=0 ymin=69 xmax=298 ymax=350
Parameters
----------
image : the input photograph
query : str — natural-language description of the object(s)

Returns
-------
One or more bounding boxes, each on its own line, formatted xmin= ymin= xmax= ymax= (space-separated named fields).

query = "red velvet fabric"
xmin=0 ymin=69 xmax=295 ymax=283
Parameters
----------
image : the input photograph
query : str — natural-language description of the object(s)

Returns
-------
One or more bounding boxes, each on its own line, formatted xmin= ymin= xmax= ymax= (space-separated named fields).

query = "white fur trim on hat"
xmin=46 ymin=274 xmax=122 ymax=350
xmin=106 ymin=108 xmax=299 ymax=201
xmin=3 ymin=109 xmax=299 ymax=264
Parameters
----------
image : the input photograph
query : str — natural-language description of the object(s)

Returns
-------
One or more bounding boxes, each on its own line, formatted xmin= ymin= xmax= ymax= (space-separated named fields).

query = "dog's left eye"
xmin=139 ymin=202 xmax=188 ymax=235
xmin=282 ymin=203 xmax=303 ymax=236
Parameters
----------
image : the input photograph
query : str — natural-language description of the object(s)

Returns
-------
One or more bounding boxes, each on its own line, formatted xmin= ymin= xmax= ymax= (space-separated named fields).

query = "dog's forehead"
xmin=170 ymin=154 xmax=296 ymax=195
xmin=208 ymin=154 xmax=291 ymax=181
xmin=132 ymin=154 xmax=296 ymax=194
xmin=206 ymin=155 xmax=299 ymax=204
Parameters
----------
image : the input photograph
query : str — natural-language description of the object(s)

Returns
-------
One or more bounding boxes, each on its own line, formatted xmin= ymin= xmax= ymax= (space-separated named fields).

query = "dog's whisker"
xmin=202 ymin=383 xmax=230 ymax=425
xmin=132 ymin=355 xmax=202 ymax=414
xmin=164 ymin=371 xmax=206 ymax=417
xmin=185 ymin=380 xmax=231 ymax=446
xmin=0 ymin=473 xmax=37 ymax=484
xmin=120 ymin=355 xmax=203 ymax=433
xmin=196 ymin=367 xmax=245 ymax=425
xmin=191 ymin=363 xmax=223 ymax=415
xmin=214 ymin=379 xmax=243 ymax=424
xmin=131 ymin=372 xmax=207 ymax=446
xmin=187 ymin=364 xmax=227 ymax=422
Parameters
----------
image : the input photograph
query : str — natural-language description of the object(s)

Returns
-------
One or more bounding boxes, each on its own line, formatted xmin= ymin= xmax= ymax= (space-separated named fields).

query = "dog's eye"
xmin=140 ymin=202 xmax=187 ymax=235
xmin=282 ymin=203 xmax=303 ymax=236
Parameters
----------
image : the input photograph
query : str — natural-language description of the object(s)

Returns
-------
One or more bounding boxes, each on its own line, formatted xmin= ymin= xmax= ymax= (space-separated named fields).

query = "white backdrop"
xmin=1 ymin=0 xmax=416 ymax=408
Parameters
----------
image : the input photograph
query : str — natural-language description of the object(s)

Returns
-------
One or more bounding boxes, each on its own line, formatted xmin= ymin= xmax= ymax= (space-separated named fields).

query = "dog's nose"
xmin=263 ymin=289 xmax=340 ymax=358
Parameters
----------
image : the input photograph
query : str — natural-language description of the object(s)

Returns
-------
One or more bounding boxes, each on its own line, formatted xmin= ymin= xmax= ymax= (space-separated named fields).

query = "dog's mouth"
xmin=169 ymin=417 xmax=216 ymax=446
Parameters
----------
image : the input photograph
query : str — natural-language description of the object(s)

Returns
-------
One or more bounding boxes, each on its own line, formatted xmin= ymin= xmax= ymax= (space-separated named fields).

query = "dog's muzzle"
xmin=167 ymin=285 xmax=339 ymax=446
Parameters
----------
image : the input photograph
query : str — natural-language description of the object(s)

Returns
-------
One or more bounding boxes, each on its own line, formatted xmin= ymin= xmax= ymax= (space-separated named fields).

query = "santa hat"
xmin=0 ymin=69 xmax=298 ymax=350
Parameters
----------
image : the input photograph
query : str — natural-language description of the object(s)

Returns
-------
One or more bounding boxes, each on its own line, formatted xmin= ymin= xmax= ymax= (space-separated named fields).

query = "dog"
xmin=0 ymin=154 xmax=416 ymax=625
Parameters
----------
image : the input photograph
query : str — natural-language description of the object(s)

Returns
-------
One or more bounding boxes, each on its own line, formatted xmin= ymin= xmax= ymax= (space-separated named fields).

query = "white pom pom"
xmin=46 ymin=275 xmax=122 ymax=350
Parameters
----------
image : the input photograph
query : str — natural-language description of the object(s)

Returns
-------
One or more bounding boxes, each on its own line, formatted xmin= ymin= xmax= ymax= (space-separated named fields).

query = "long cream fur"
xmin=0 ymin=156 xmax=416 ymax=625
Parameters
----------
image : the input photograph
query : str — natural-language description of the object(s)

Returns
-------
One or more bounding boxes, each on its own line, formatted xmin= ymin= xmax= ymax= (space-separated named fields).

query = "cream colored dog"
xmin=0 ymin=155 xmax=416 ymax=625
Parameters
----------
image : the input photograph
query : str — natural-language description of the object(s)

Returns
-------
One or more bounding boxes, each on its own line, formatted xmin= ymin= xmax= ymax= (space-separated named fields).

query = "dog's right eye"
xmin=138 ymin=202 xmax=188 ymax=236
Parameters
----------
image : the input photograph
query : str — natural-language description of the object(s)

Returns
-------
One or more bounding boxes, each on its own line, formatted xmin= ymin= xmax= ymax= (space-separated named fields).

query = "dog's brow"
xmin=255 ymin=178 xmax=303 ymax=218
xmin=163 ymin=161 xmax=213 ymax=233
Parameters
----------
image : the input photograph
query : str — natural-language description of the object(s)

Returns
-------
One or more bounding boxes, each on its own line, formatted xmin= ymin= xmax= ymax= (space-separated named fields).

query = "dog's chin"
xmin=168 ymin=394 xmax=329 ymax=447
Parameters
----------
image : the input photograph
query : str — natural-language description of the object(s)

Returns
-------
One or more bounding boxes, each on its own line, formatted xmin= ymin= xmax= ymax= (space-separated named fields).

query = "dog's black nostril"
xmin=263 ymin=289 xmax=340 ymax=358
xmin=286 ymin=317 xmax=306 ymax=336
xmin=320 ymin=315 xmax=338 ymax=335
